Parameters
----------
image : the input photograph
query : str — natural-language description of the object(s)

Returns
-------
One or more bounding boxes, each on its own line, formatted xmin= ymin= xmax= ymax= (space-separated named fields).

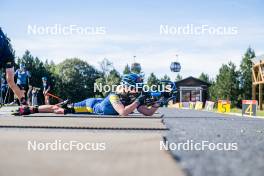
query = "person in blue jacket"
xmin=42 ymin=77 xmax=51 ymax=105
xmin=14 ymin=63 xmax=31 ymax=103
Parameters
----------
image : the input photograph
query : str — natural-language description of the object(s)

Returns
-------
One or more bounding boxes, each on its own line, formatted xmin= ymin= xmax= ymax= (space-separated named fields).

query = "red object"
xmin=46 ymin=93 xmax=63 ymax=101
xmin=218 ymin=100 xmax=231 ymax=104
xmin=242 ymin=100 xmax=257 ymax=105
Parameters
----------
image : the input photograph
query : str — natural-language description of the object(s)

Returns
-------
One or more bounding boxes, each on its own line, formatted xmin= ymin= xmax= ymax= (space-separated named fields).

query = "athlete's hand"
xmin=19 ymin=97 xmax=28 ymax=106
xmin=135 ymin=94 xmax=146 ymax=106
xmin=156 ymin=99 xmax=165 ymax=107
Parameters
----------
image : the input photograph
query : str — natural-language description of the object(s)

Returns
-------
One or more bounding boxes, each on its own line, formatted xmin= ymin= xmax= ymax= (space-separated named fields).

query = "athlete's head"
xmin=42 ymin=77 xmax=47 ymax=82
xmin=20 ymin=63 xmax=25 ymax=70
xmin=120 ymin=73 xmax=144 ymax=93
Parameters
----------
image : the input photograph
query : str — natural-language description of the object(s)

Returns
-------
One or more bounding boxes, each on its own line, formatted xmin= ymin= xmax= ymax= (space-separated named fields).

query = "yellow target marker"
xmin=242 ymin=100 xmax=257 ymax=117
xmin=195 ymin=101 xmax=203 ymax=110
xmin=217 ymin=100 xmax=231 ymax=113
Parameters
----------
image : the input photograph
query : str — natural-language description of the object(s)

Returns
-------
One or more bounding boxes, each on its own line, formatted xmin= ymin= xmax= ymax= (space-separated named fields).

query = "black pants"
xmin=16 ymin=84 xmax=29 ymax=104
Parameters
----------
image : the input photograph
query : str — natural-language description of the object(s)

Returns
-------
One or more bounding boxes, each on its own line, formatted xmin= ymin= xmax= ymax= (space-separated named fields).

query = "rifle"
xmin=140 ymin=80 xmax=177 ymax=106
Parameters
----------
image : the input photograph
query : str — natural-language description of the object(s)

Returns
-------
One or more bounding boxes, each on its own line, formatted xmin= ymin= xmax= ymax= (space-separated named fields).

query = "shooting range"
xmin=1 ymin=1 xmax=264 ymax=176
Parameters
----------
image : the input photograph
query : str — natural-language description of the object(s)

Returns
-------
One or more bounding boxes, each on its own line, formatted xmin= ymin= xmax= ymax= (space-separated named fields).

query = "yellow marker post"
xmin=189 ymin=102 xmax=195 ymax=109
xmin=195 ymin=101 xmax=203 ymax=110
xmin=205 ymin=101 xmax=215 ymax=111
xmin=217 ymin=100 xmax=231 ymax=113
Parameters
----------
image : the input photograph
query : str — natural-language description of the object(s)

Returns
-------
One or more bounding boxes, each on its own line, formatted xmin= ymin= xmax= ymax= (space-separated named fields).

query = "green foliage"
xmin=175 ymin=74 xmax=182 ymax=81
xmin=240 ymin=47 xmax=255 ymax=99
xmin=95 ymin=59 xmax=121 ymax=97
xmin=209 ymin=62 xmax=240 ymax=107
xmin=95 ymin=69 xmax=121 ymax=97
xmin=55 ymin=58 xmax=101 ymax=101
xmin=98 ymin=58 xmax=113 ymax=75
xmin=160 ymin=74 xmax=171 ymax=81
xmin=17 ymin=50 xmax=49 ymax=88
xmin=107 ymin=69 xmax=121 ymax=86
xmin=199 ymin=72 xmax=211 ymax=83
xmin=14 ymin=46 xmax=257 ymax=108
xmin=123 ymin=64 xmax=131 ymax=74
xmin=131 ymin=63 xmax=141 ymax=73
xmin=147 ymin=72 xmax=159 ymax=86
xmin=209 ymin=47 xmax=256 ymax=107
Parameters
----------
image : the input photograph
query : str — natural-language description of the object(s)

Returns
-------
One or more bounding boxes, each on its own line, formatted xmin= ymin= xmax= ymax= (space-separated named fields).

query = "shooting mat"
xmin=24 ymin=112 xmax=163 ymax=118
xmin=0 ymin=131 xmax=184 ymax=176
xmin=0 ymin=116 xmax=167 ymax=130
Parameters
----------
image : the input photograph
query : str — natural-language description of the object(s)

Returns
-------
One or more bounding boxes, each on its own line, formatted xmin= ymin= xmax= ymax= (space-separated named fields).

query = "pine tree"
xmin=175 ymin=74 xmax=182 ymax=81
xmin=123 ymin=64 xmax=131 ymax=74
xmin=240 ymin=47 xmax=255 ymax=99
xmin=160 ymin=74 xmax=171 ymax=81
xmin=210 ymin=62 xmax=240 ymax=107
xmin=199 ymin=72 xmax=210 ymax=83
xmin=147 ymin=73 xmax=159 ymax=86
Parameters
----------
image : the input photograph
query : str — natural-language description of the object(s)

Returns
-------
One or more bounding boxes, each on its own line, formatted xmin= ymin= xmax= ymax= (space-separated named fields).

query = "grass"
xmin=230 ymin=108 xmax=242 ymax=114
xmin=209 ymin=107 xmax=264 ymax=116
xmin=230 ymin=107 xmax=264 ymax=116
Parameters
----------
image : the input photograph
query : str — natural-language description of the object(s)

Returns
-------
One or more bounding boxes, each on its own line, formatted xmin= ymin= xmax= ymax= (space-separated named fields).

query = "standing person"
xmin=14 ymin=63 xmax=31 ymax=104
xmin=42 ymin=77 xmax=51 ymax=105
xmin=32 ymin=87 xmax=40 ymax=106
xmin=0 ymin=76 xmax=8 ymax=104
xmin=27 ymin=85 xmax=33 ymax=105
xmin=0 ymin=27 xmax=27 ymax=105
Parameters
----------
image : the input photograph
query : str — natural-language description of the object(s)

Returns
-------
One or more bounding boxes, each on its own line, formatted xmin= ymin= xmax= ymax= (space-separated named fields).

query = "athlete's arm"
xmin=110 ymin=95 xmax=138 ymax=116
xmin=1 ymin=29 xmax=26 ymax=104
xmin=137 ymin=103 xmax=159 ymax=116
xmin=6 ymin=67 xmax=24 ymax=99
xmin=47 ymin=85 xmax=51 ymax=92
xmin=44 ymin=85 xmax=50 ymax=95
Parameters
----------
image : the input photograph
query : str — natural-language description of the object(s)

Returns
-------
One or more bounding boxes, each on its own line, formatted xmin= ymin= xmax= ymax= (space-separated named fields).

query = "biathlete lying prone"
xmin=18 ymin=73 xmax=161 ymax=116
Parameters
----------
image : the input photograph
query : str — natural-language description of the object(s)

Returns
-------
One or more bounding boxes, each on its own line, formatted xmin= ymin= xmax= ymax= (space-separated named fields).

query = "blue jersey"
xmin=15 ymin=70 xmax=30 ymax=85
xmin=73 ymin=93 xmax=130 ymax=115
xmin=43 ymin=82 xmax=50 ymax=91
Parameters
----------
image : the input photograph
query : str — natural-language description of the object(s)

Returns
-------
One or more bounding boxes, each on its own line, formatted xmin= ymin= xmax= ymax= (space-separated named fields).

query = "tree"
xmin=210 ymin=62 xmax=240 ymax=107
xmin=160 ymin=74 xmax=171 ymax=81
xmin=131 ymin=63 xmax=141 ymax=73
xmin=199 ymin=72 xmax=210 ymax=83
xmin=175 ymin=74 xmax=182 ymax=81
xmin=95 ymin=69 xmax=121 ymax=97
xmin=17 ymin=50 xmax=49 ymax=87
xmin=240 ymin=47 xmax=255 ymax=99
xmin=123 ymin=64 xmax=131 ymax=74
xmin=106 ymin=69 xmax=121 ymax=86
xmin=98 ymin=58 xmax=113 ymax=75
xmin=56 ymin=58 xmax=101 ymax=102
xmin=96 ymin=58 xmax=121 ymax=97
xmin=147 ymin=73 xmax=159 ymax=86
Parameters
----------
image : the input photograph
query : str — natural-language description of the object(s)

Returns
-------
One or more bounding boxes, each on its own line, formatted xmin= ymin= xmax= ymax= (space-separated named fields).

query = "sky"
xmin=1 ymin=0 xmax=263 ymax=80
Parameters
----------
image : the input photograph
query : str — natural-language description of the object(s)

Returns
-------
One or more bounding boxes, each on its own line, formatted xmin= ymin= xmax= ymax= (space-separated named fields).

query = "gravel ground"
xmin=160 ymin=108 xmax=264 ymax=176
